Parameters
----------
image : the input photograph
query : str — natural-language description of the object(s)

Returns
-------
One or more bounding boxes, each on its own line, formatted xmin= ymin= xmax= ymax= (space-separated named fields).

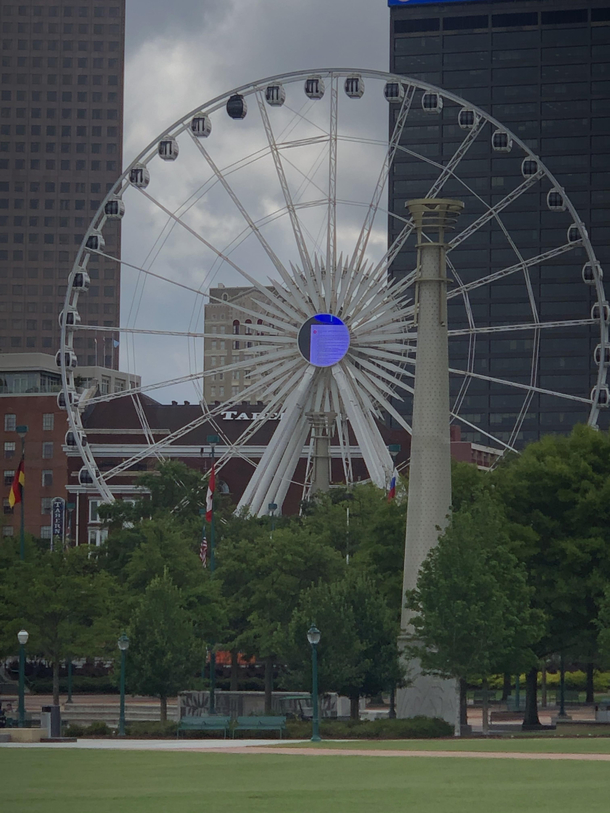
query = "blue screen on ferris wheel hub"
xmin=298 ymin=313 xmax=350 ymax=367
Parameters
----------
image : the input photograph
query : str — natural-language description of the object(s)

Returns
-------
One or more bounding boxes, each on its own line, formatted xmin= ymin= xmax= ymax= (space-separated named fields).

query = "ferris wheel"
xmin=59 ymin=68 xmax=609 ymax=514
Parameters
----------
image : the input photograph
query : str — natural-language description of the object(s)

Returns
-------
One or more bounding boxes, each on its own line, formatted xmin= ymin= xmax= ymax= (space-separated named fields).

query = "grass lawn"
xmin=274 ymin=736 xmax=610 ymax=753
xmin=2 ymin=748 xmax=610 ymax=813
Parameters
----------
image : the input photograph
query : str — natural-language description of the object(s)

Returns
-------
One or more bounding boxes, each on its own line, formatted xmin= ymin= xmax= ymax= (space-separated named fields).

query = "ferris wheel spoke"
xmin=446 ymin=262 xmax=477 ymax=417
xmin=136 ymin=188 xmax=304 ymax=325
xmin=237 ymin=365 xmax=317 ymax=513
xmin=369 ymin=116 xmax=487 ymax=284
xmin=450 ymin=171 xmax=545 ymax=251
xmin=347 ymin=267 xmax=414 ymax=325
xmin=450 ymin=411 xmax=519 ymax=454
xmin=343 ymin=358 xmax=412 ymax=436
xmin=448 ymin=318 xmax=596 ymax=337
xmin=349 ymin=275 xmax=413 ymax=326
xmin=98 ymin=360 xmax=301 ymax=484
xmin=255 ymin=91 xmax=316 ymax=284
xmin=332 ymin=364 xmax=394 ymax=486
xmin=427 ymin=114 xmax=487 ymax=197
xmin=89 ymin=249 xmax=210 ymax=299
xmin=447 ymin=366 xmax=591 ymax=404
xmin=327 ymin=75 xmax=338 ymax=307
xmin=352 ymin=353 xmax=414 ymax=396
xmin=349 ymin=84 xmax=415 ymax=277
xmin=188 ymin=132 xmax=291 ymax=280
xmin=507 ymin=329 xmax=541 ymax=448
xmin=447 ymin=243 xmax=582 ymax=302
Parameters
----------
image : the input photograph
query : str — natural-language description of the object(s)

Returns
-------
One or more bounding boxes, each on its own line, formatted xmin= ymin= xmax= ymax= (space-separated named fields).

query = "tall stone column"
xmin=396 ymin=199 xmax=463 ymax=732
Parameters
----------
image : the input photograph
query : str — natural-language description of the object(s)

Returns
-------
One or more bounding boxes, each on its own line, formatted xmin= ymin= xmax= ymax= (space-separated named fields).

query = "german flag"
xmin=8 ymin=458 xmax=24 ymax=508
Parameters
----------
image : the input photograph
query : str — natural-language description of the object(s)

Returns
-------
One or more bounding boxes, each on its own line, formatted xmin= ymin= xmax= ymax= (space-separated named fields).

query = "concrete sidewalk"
xmin=0 ymin=738 xmax=293 ymax=750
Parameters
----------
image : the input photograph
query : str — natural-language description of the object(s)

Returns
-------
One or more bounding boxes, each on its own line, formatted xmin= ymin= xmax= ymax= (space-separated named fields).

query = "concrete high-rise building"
xmin=388 ymin=0 xmax=610 ymax=446
xmin=203 ymin=285 xmax=271 ymax=404
xmin=0 ymin=1 xmax=125 ymax=366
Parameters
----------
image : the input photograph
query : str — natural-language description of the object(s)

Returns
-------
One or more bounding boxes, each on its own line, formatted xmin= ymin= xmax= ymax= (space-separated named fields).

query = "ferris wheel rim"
xmin=59 ymin=68 xmax=608 ymax=504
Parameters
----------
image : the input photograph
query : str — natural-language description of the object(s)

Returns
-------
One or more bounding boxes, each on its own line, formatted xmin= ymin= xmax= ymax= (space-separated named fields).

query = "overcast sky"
xmin=112 ymin=1 xmax=393 ymax=398
xmin=123 ymin=0 xmax=390 ymax=157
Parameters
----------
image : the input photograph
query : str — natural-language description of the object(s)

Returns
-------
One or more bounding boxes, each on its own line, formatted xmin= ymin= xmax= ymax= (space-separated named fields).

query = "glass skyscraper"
xmin=389 ymin=0 xmax=610 ymax=445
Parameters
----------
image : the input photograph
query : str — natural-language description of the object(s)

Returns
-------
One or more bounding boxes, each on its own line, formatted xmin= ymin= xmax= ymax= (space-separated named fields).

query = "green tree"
xmin=216 ymin=524 xmax=345 ymax=710
xmin=0 ymin=544 xmax=120 ymax=704
xmin=126 ymin=570 xmax=200 ymax=720
xmin=492 ymin=425 xmax=610 ymax=723
xmin=282 ymin=570 xmax=402 ymax=718
xmin=596 ymin=587 xmax=610 ymax=667
xmin=405 ymin=492 xmax=544 ymax=732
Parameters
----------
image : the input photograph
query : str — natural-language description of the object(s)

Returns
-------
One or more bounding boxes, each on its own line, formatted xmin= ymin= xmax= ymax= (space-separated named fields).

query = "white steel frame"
xmin=59 ymin=69 xmax=609 ymax=512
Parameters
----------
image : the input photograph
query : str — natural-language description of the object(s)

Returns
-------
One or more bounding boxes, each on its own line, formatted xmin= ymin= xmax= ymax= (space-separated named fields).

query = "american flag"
xmin=200 ymin=529 xmax=208 ymax=568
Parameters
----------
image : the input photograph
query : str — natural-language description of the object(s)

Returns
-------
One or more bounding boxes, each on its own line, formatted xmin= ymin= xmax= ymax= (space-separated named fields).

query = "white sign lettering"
xmin=220 ymin=411 xmax=284 ymax=422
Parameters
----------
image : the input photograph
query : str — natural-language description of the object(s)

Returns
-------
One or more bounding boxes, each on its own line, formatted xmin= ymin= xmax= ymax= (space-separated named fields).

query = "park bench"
xmin=232 ymin=715 xmax=287 ymax=739
xmin=176 ymin=714 xmax=231 ymax=739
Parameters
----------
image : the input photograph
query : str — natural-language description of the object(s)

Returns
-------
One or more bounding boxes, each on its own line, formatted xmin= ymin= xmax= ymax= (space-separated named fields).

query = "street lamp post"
xmin=16 ymin=425 xmax=27 ymax=561
xmin=66 ymin=657 xmax=73 ymax=704
xmin=117 ymin=633 xmax=129 ymax=737
xmin=17 ymin=629 xmax=29 ymax=727
xmin=268 ymin=502 xmax=277 ymax=534
xmin=307 ymin=625 xmax=321 ymax=743
xmin=558 ymin=652 xmax=568 ymax=719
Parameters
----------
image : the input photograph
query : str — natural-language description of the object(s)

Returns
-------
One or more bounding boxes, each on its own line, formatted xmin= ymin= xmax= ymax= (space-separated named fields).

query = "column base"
xmin=396 ymin=650 xmax=459 ymax=733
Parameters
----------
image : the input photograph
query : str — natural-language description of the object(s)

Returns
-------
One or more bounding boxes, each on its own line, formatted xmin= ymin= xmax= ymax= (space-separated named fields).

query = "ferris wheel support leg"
xmin=263 ymin=414 xmax=312 ymax=517
xmin=396 ymin=198 xmax=464 ymax=735
xmin=237 ymin=366 xmax=315 ymax=515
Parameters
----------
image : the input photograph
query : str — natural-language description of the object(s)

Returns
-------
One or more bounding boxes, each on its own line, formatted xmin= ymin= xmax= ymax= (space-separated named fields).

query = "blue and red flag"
xmin=388 ymin=471 xmax=397 ymax=503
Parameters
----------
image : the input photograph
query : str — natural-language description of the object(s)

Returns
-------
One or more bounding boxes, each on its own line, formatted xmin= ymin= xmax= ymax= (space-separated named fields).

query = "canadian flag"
xmin=206 ymin=464 xmax=215 ymax=522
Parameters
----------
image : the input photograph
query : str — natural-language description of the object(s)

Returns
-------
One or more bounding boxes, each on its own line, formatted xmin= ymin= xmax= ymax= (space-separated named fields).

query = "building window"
xmin=41 ymin=497 xmax=53 ymax=515
xmin=2 ymin=525 xmax=14 ymax=536
xmin=4 ymin=441 xmax=15 ymax=458
xmin=42 ymin=469 xmax=53 ymax=487
xmin=4 ymin=470 xmax=14 ymax=486
xmin=89 ymin=499 xmax=101 ymax=523
xmin=3 ymin=498 xmax=13 ymax=515
xmin=87 ymin=527 xmax=107 ymax=546
xmin=40 ymin=525 xmax=52 ymax=539
xmin=43 ymin=412 xmax=54 ymax=430
xmin=42 ymin=442 xmax=54 ymax=458
xmin=4 ymin=413 xmax=16 ymax=431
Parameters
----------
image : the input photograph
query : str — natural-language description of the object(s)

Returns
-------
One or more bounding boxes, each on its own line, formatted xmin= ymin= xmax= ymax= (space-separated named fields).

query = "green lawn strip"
xmin=2 ymin=750 xmax=609 ymax=813
xmin=271 ymin=737 xmax=610 ymax=753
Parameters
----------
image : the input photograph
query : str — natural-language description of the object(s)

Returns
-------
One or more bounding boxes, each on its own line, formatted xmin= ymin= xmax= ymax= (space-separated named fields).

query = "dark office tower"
xmin=0 ymin=1 xmax=125 ymax=367
xmin=388 ymin=0 xmax=610 ymax=446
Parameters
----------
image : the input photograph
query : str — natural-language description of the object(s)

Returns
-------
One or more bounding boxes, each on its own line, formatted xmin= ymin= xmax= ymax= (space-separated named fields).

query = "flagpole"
xmin=17 ymin=425 xmax=27 ymax=561
xmin=205 ymin=434 xmax=219 ymax=715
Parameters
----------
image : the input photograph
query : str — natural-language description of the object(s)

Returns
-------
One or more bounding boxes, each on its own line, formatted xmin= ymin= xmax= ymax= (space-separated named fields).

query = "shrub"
xmin=63 ymin=723 xmax=85 ymax=738
xmin=27 ymin=676 xmax=119 ymax=694
xmin=124 ymin=720 xmax=177 ymax=738
xmin=84 ymin=721 xmax=113 ymax=737
xmin=285 ymin=716 xmax=453 ymax=740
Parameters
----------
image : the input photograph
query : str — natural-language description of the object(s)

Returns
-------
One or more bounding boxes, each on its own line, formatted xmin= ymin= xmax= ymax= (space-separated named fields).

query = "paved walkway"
xmin=0 ymin=738 xmax=287 ymax=750
xmin=210 ymin=746 xmax=610 ymax=762
xmin=3 ymin=739 xmax=610 ymax=761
